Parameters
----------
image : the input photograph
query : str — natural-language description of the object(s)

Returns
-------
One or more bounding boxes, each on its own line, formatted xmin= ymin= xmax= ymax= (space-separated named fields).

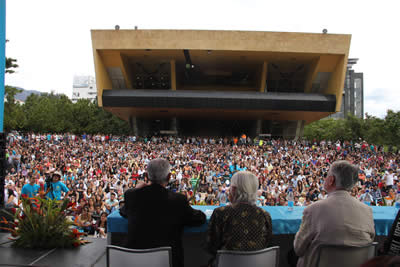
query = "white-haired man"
xmin=120 ymin=158 xmax=206 ymax=267
xmin=293 ymin=160 xmax=375 ymax=267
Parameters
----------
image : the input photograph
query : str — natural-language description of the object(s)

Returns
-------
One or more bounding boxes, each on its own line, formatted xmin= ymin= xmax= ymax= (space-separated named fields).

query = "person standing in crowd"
xmin=21 ymin=174 xmax=40 ymax=198
xmin=385 ymin=169 xmax=395 ymax=189
xmin=120 ymin=158 xmax=206 ymax=267
xmin=206 ymin=171 xmax=272 ymax=266
xmin=45 ymin=171 xmax=70 ymax=200
xmin=293 ymin=160 xmax=375 ymax=267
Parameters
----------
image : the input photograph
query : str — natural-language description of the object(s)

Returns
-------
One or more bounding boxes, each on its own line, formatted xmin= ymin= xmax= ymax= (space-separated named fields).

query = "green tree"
xmin=344 ymin=114 xmax=364 ymax=141
xmin=5 ymin=40 xmax=18 ymax=74
xmin=4 ymin=85 xmax=22 ymax=130
xmin=384 ymin=110 xmax=400 ymax=147
xmin=363 ymin=114 xmax=386 ymax=145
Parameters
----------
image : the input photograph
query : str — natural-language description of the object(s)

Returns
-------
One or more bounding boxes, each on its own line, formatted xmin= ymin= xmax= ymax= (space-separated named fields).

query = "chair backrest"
xmin=216 ymin=246 xmax=280 ymax=267
xmin=316 ymin=242 xmax=378 ymax=267
xmin=106 ymin=245 xmax=172 ymax=267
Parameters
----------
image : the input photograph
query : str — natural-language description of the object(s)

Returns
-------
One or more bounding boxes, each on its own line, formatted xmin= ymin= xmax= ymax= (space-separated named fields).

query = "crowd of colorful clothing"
xmin=3 ymin=132 xmax=400 ymax=236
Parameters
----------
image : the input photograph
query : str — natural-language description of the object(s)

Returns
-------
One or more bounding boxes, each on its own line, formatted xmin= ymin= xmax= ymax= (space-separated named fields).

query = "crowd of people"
xmin=3 ymin=132 xmax=400 ymax=237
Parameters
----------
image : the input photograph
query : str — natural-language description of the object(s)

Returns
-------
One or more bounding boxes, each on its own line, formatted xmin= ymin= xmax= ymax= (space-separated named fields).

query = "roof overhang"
xmin=103 ymin=90 xmax=336 ymax=123
xmin=92 ymin=29 xmax=351 ymax=118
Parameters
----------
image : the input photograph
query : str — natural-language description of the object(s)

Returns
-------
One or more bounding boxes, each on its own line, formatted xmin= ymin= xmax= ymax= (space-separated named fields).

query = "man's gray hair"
xmin=330 ymin=160 xmax=359 ymax=191
xmin=231 ymin=171 xmax=259 ymax=204
xmin=147 ymin=158 xmax=171 ymax=184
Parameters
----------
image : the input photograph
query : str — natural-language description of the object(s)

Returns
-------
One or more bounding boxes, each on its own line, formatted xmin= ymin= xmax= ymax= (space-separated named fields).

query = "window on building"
xmin=355 ymin=78 xmax=362 ymax=89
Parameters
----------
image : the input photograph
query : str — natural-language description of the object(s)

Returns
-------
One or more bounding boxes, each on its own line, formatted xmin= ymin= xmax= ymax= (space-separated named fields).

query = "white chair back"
xmin=316 ymin=242 xmax=378 ymax=267
xmin=216 ymin=246 xmax=280 ymax=267
xmin=106 ymin=245 xmax=172 ymax=267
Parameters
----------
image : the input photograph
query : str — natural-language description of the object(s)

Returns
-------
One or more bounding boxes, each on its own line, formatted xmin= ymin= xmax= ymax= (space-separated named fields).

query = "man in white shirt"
xmin=176 ymin=170 xmax=183 ymax=182
xmin=385 ymin=169 xmax=395 ymax=188
xmin=364 ymin=166 xmax=373 ymax=178
xmin=294 ymin=161 xmax=375 ymax=267
xmin=105 ymin=192 xmax=119 ymax=212
xmin=271 ymin=186 xmax=281 ymax=199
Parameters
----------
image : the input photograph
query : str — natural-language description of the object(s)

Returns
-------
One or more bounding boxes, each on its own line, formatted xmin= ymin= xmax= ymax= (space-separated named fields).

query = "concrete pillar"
xmin=129 ymin=116 xmax=139 ymax=136
xmin=170 ymin=60 xmax=177 ymax=134
xmin=170 ymin=60 xmax=177 ymax=90
xmin=295 ymin=120 xmax=305 ymax=140
xmin=282 ymin=122 xmax=293 ymax=139
xmin=260 ymin=61 xmax=268 ymax=92
xmin=255 ymin=119 xmax=262 ymax=136
xmin=171 ymin=117 xmax=178 ymax=134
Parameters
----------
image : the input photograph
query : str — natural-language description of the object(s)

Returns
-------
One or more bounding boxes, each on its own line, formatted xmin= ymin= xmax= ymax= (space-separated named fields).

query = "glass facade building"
xmin=330 ymin=58 xmax=364 ymax=119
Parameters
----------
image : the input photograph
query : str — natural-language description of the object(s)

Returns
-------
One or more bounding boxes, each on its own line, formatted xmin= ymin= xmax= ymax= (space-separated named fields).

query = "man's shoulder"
xmin=167 ymin=190 xmax=188 ymax=203
xmin=348 ymin=197 xmax=373 ymax=213
xmin=306 ymin=193 xmax=373 ymax=214
xmin=125 ymin=186 xmax=187 ymax=201
xmin=124 ymin=188 xmax=137 ymax=196
xmin=124 ymin=186 xmax=151 ymax=196
xmin=303 ymin=198 xmax=329 ymax=213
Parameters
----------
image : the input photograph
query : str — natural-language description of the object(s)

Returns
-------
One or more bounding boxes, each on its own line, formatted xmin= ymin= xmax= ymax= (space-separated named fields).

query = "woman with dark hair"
xmin=205 ymin=186 xmax=215 ymax=205
xmin=88 ymin=198 xmax=95 ymax=213
xmin=297 ymin=180 xmax=304 ymax=194
xmin=5 ymin=189 xmax=17 ymax=209
xmin=77 ymin=180 xmax=86 ymax=201
xmin=104 ymin=183 xmax=110 ymax=194
xmin=84 ymin=188 xmax=93 ymax=200
xmin=199 ymin=177 xmax=208 ymax=192
xmin=99 ymin=180 xmax=105 ymax=190
xmin=94 ymin=194 xmax=103 ymax=207
xmin=95 ymin=212 xmax=108 ymax=238
xmin=76 ymin=206 xmax=95 ymax=235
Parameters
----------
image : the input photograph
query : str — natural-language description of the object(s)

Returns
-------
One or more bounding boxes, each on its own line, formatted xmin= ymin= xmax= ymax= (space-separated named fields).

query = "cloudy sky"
xmin=4 ymin=0 xmax=400 ymax=118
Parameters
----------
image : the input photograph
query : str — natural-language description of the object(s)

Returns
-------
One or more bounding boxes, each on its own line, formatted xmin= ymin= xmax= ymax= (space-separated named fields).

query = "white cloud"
xmin=4 ymin=0 xmax=400 ymax=117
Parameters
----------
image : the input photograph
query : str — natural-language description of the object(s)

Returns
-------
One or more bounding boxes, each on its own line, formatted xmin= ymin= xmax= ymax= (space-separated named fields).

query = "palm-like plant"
xmin=0 ymin=195 xmax=87 ymax=248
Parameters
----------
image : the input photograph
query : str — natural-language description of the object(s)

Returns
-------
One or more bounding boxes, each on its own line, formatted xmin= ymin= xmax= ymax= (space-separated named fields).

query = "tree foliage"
xmin=5 ymin=40 xmax=18 ymax=74
xmin=4 ymin=91 xmax=131 ymax=135
xmin=4 ymin=86 xmax=23 ymax=130
xmin=3 ymin=40 xmax=130 ymax=135
xmin=304 ymin=112 xmax=400 ymax=148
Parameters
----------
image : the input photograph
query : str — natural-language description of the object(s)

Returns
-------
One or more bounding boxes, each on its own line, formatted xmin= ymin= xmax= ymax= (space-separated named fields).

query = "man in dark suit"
xmin=120 ymin=158 xmax=206 ymax=267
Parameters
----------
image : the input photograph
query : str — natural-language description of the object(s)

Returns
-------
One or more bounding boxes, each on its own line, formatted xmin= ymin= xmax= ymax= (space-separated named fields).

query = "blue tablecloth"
xmin=108 ymin=206 xmax=398 ymax=236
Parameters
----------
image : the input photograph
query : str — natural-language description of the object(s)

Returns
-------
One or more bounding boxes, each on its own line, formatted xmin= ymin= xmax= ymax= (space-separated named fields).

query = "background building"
xmin=91 ymin=29 xmax=351 ymax=137
xmin=330 ymin=58 xmax=364 ymax=119
xmin=72 ymin=75 xmax=97 ymax=103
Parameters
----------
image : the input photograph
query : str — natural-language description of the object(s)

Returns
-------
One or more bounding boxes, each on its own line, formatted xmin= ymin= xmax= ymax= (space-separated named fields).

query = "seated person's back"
xmin=294 ymin=160 xmax=375 ymax=267
xmin=206 ymin=171 xmax=273 ymax=264
xmin=121 ymin=158 xmax=206 ymax=267
xmin=305 ymin=190 xmax=374 ymax=246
